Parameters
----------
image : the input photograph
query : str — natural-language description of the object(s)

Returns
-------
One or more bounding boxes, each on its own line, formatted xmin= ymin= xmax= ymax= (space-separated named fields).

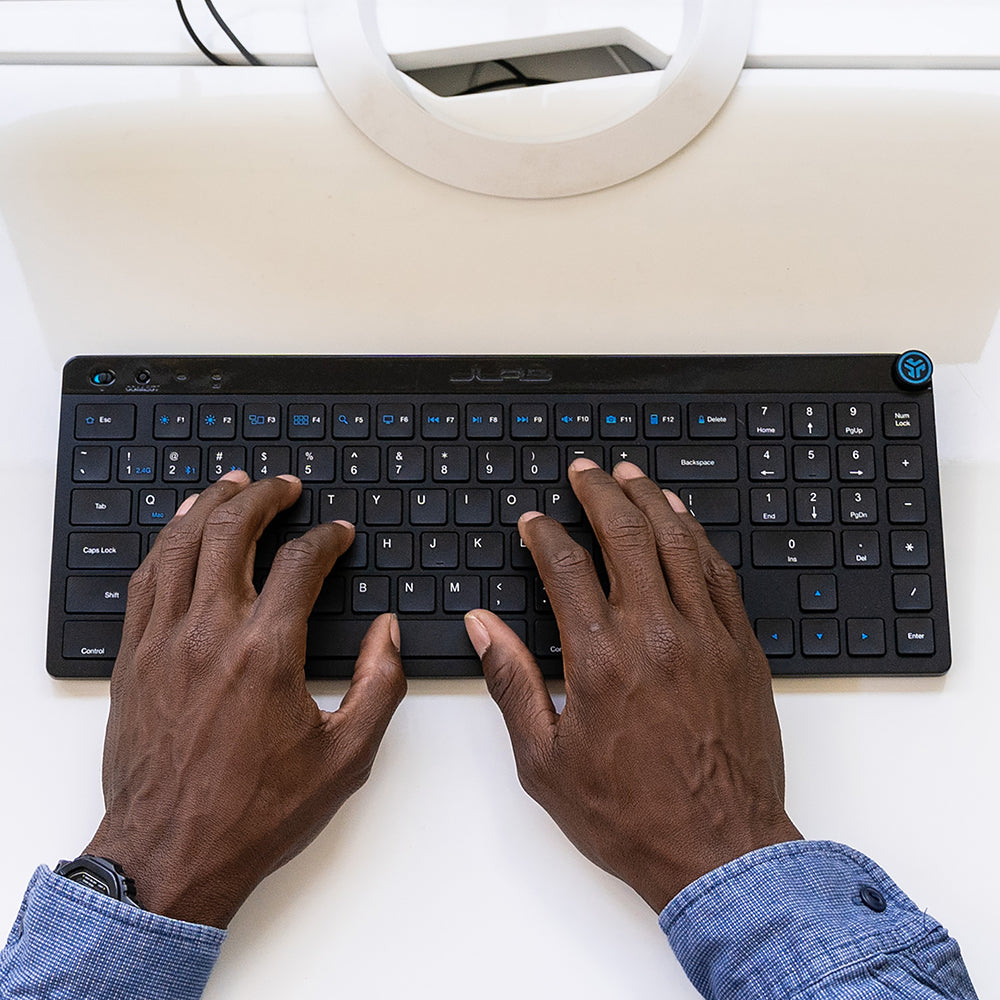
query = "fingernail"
xmin=519 ymin=510 xmax=543 ymax=523
xmin=613 ymin=461 xmax=644 ymax=481
xmin=663 ymin=489 xmax=688 ymax=514
xmin=220 ymin=469 xmax=249 ymax=483
xmin=173 ymin=494 xmax=199 ymax=518
xmin=388 ymin=613 xmax=401 ymax=652
xmin=333 ymin=519 xmax=355 ymax=531
xmin=569 ymin=458 xmax=600 ymax=473
xmin=465 ymin=613 xmax=491 ymax=657
xmin=277 ymin=474 xmax=300 ymax=484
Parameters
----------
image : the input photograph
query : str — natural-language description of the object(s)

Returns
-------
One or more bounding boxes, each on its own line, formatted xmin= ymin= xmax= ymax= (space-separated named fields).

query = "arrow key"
xmin=798 ymin=574 xmax=837 ymax=611
xmin=847 ymin=618 xmax=886 ymax=656
xmin=801 ymin=619 xmax=840 ymax=656
xmin=755 ymin=619 xmax=794 ymax=657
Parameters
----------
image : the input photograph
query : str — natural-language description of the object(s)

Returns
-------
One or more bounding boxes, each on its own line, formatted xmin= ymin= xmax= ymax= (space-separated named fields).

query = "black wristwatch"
xmin=54 ymin=855 xmax=141 ymax=908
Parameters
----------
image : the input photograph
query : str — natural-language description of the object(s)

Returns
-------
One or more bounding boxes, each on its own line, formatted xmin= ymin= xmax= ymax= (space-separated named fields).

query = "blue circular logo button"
xmin=894 ymin=350 xmax=933 ymax=390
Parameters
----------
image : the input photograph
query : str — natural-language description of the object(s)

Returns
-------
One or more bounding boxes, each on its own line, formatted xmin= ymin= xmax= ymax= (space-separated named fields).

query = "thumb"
xmin=327 ymin=613 xmax=407 ymax=765
xmin=465 ymin=610 xmax=557 ymax=755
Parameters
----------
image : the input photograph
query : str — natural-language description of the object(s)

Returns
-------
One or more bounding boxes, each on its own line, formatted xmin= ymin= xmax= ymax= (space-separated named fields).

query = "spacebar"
xmin=307 ymin=619 xmax=527 ymax=658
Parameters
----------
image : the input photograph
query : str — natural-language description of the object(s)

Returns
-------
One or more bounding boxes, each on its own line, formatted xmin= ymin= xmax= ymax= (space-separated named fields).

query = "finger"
xmin=661 ymin=488 xmax=756 ymax=644
xmin=326 ymin=614 xmax=407 ymax=769
xmin=188 ymin=474 xmax=303 ymax=610
xmin=516 ymin=511 xmax=611 ymax=664
xmin=253 ymin=520 xmax=355 ymax=644
xmin=568 ymin=458 xmax=670 ymax=610
xmin=146 ymin=471 xmax=251 ymax=625
xmin=611 ymin=463 xmax=717 ymax=627
xmin=466 ymin=610 xmax=557 ymax=770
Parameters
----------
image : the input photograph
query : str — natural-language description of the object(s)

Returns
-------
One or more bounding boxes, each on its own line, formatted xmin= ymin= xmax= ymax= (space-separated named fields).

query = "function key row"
xmin=75 ymin=401 xmax=923 ymax=443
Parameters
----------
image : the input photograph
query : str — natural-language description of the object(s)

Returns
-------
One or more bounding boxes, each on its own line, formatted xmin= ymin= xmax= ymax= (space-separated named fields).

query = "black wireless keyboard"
xmin=48 ymin=354 xmax=950 ymax=678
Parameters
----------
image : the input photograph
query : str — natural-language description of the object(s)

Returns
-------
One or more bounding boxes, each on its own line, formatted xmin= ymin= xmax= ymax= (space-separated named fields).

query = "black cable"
xmin=456 ymin=59 xmax=554 ymax=96
xmin=176 ymin=0 xmax=227 ymax=65
xmin=175 ymin=0 xmax=263 ymax=66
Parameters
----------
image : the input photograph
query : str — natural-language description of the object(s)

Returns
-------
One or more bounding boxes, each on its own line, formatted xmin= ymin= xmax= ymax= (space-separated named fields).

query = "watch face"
xmin=69 ymin=868 xmax=114 ymax=896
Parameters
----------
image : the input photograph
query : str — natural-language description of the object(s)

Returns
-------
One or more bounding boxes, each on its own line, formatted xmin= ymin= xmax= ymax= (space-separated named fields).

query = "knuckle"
xmin=601 ymin=511 xmax=653 ymax=547
xmin=126 ymin=562 xmax=155 ymax=599
xmin=274 ymin=535 xmax=324 ymax=571
xmin=204 ymin=505 xmax=247 ymax=540
xmin=547 ymin=543 xmax=593 ymax=575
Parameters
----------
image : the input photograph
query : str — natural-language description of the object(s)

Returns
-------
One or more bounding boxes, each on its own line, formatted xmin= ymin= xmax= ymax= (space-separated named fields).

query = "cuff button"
xmin=859 ymin=885 xmax=887 ymax=912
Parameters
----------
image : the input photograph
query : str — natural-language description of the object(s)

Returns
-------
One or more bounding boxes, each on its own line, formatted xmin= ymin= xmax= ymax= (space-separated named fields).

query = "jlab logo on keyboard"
xmin=449 ymin=366 xmax=553 ymax=384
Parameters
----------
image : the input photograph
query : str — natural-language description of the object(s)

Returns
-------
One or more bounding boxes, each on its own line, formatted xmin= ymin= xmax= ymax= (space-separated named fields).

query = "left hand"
xmin=87 ymin=472 xmax=406 ymax=928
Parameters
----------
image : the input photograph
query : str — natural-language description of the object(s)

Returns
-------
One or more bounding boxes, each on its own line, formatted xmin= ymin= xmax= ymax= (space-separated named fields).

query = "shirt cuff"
xmin=2 ymin=866 xmax=225 ymax=1000
xmin=658 ymin=840 xmax=951 ymax=1000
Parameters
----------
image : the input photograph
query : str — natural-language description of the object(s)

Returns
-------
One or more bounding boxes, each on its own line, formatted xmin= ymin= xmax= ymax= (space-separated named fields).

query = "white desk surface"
xmin=1 ymin=59 xmax=999 ymax=1000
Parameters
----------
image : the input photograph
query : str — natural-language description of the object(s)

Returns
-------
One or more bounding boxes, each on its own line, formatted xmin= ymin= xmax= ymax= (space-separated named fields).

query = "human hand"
xmin=86 ymin=472 xmax=405 ymax=928
xmin=465 ymin=459 xmax=801 ymax=912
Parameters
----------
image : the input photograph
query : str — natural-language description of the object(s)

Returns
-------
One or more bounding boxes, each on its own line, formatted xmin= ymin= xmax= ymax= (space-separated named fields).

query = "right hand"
xmin=465 ymin=459 xmax=801 ymax=912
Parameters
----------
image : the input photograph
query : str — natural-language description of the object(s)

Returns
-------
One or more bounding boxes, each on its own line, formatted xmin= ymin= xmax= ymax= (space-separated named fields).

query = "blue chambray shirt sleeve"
xmin=659 ymin=840 xmax=978 ymax=1000
xmin=0 ymin=866 xmax=225 ymax=1000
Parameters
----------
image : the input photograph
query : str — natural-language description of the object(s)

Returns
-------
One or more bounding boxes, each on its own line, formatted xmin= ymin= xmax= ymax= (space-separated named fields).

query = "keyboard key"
xmin=883 ymin=403 xmax=920 ymax=438
xmin=376 ymin=404 xmax=414 ymax=439
xmin=375 ymin=533 xmax=413 ymax=569
xmin=154 ymin=404 xmax=192 ymax=440
xmin=705 ymin=530 xmax=741 ymax=568
xmin=748 ymin=445 xmax=786 ymax=481
xmin=67 ymin=532 xmax=141 ymax=570
xmin=847 ymin=618 xmax=885 ymax=656
xmin=398 ymin=576 xmax=435 ymax=613
xmin=893 ymin=574 xmax=932 ymax=611
xmin=599 ymin=403 xmax=637 ymax=439
xmin=842 ymin=530 xmax=880 ymax=567
xmin=888 ymin=488 xmax=926 ymax=524
xmin=885 ymin=445 xmax=923 ymax=480
xmin=799 ymin=574 xmax=837 ymax=611
xmin=297 ymin=446 xmax=335 ymax=482
xmin=387 ymin=447 xmax=425 ymax=482
xmin=65 ymin=576 xmax=130 ymax=614
xmin=566 ymin=446 xmax=604 ymax=467
xmin=432 ymin=446 xmax=470 ymax=482
xmin=63 ymin=620 xmax=122 ymax=659
xmin=752 ymin=531 xmax=835 ymax=568
xmin=801 ymin=619 xmax=840 ymax=656
xmin=522 ymin=447 xmax=559 ymax=482
xmin=243 ymin=403 xmax=281 ymax=439
xmin=643 ymin=404 xmax=681 ymax=439
xmin=319 ymin=489 xmax=357 ymax=524
xmin=896 ymin=618 xmax=935 ymax=655
xmin=489 ymin=576 xmax=527 ymax=613
xmin=790 ymin=403 xmax=828 ymax=438
xmin=421 ymin=404 xmax=459 ymax=439
xmin=891 ymin=530 xmax=929 ymax=567
xmin=70 ymin=489 xmax=131 ymax=526
xmin=838 ymin=445 xmax=876 ymax=481
xmin=410 ymin=489 xmax=447 ymax=525
xmin=839 ymin=488 xmax=878 ymax=525
xmin=314 ymin=576 xmax=346 ymax=614
xmin=656 ymin=446 xmax=738 ymax=482
xmin=137 ymin=489 xmax=177 ymax=525
xmin=353 ymin=576 xmax=390 ymax=613
xmin=75 ymin=404 xmax=135 ymax=440
xmin=554 ymin=404 xmax=593 ymax=439
xmin=118 ymin=446 xmax=156 ymax=482
xmin=287 ymin=404 xmax=326 ymax=440
xmin=455 ymin=489 xmax=492 ymax=525
xmin=792 ymin=446 xmax=831 ymax=481
xmin=750 ymin=488 xmax=788 ymax=525
xmin=466 ymin=403 xmax=503 ymax=439
xmin=467 ymin=532 xmax=504 ymax=569
xmin=364 ymin=489 xmax=403 ymax=525
xmin=205 ymin=446 xmax=247 ymax=481
xmin=499 ymin=489 xmax=539 ymax=524
xmin=477 ymin=446 xmax=514 ymax=482
xmin=678 ymin=489 xmax=740 ymax=525
xmin=198 ymin=403 xmax=237 ymax=440
xmin=746 ymin=404 xmax=784 ymax=438
xmin=545 ymin=488 xmax=583 ymax=524
xmin=342 ymin=447 xmax=379 ymax=482
xmin=72 ymin=446 xmax=111 ymax=482
xmin=342 ymin=534 xmax=368 ymax=568
xmin=755 ymin=619 xmax=794 ymax=657
xmin=333 ymin=403 xmax=370 ymax=439
xmin=794 ymin=487 xmax=832 ymax=525
xmin=688 ymin=403 xmax=736 ymax=438
xmin=835 ymin=403 xmax=873 ymax=439
xmin=510 ymin=404 xmax=548 ymax=439
xmin=164 ymin=447 xmax=202 ymax=482
xmin=444 ymin=576 xmax=481 ymax=613
xmin=608 ymin=445 xmax=648 ymax=474
xmin=421 ymin=532 xmax=459 ymax=569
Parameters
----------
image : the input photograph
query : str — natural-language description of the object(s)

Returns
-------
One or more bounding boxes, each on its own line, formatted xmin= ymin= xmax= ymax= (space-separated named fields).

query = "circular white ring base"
xmin=307 ymin=0 xmax=754 ymax=199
